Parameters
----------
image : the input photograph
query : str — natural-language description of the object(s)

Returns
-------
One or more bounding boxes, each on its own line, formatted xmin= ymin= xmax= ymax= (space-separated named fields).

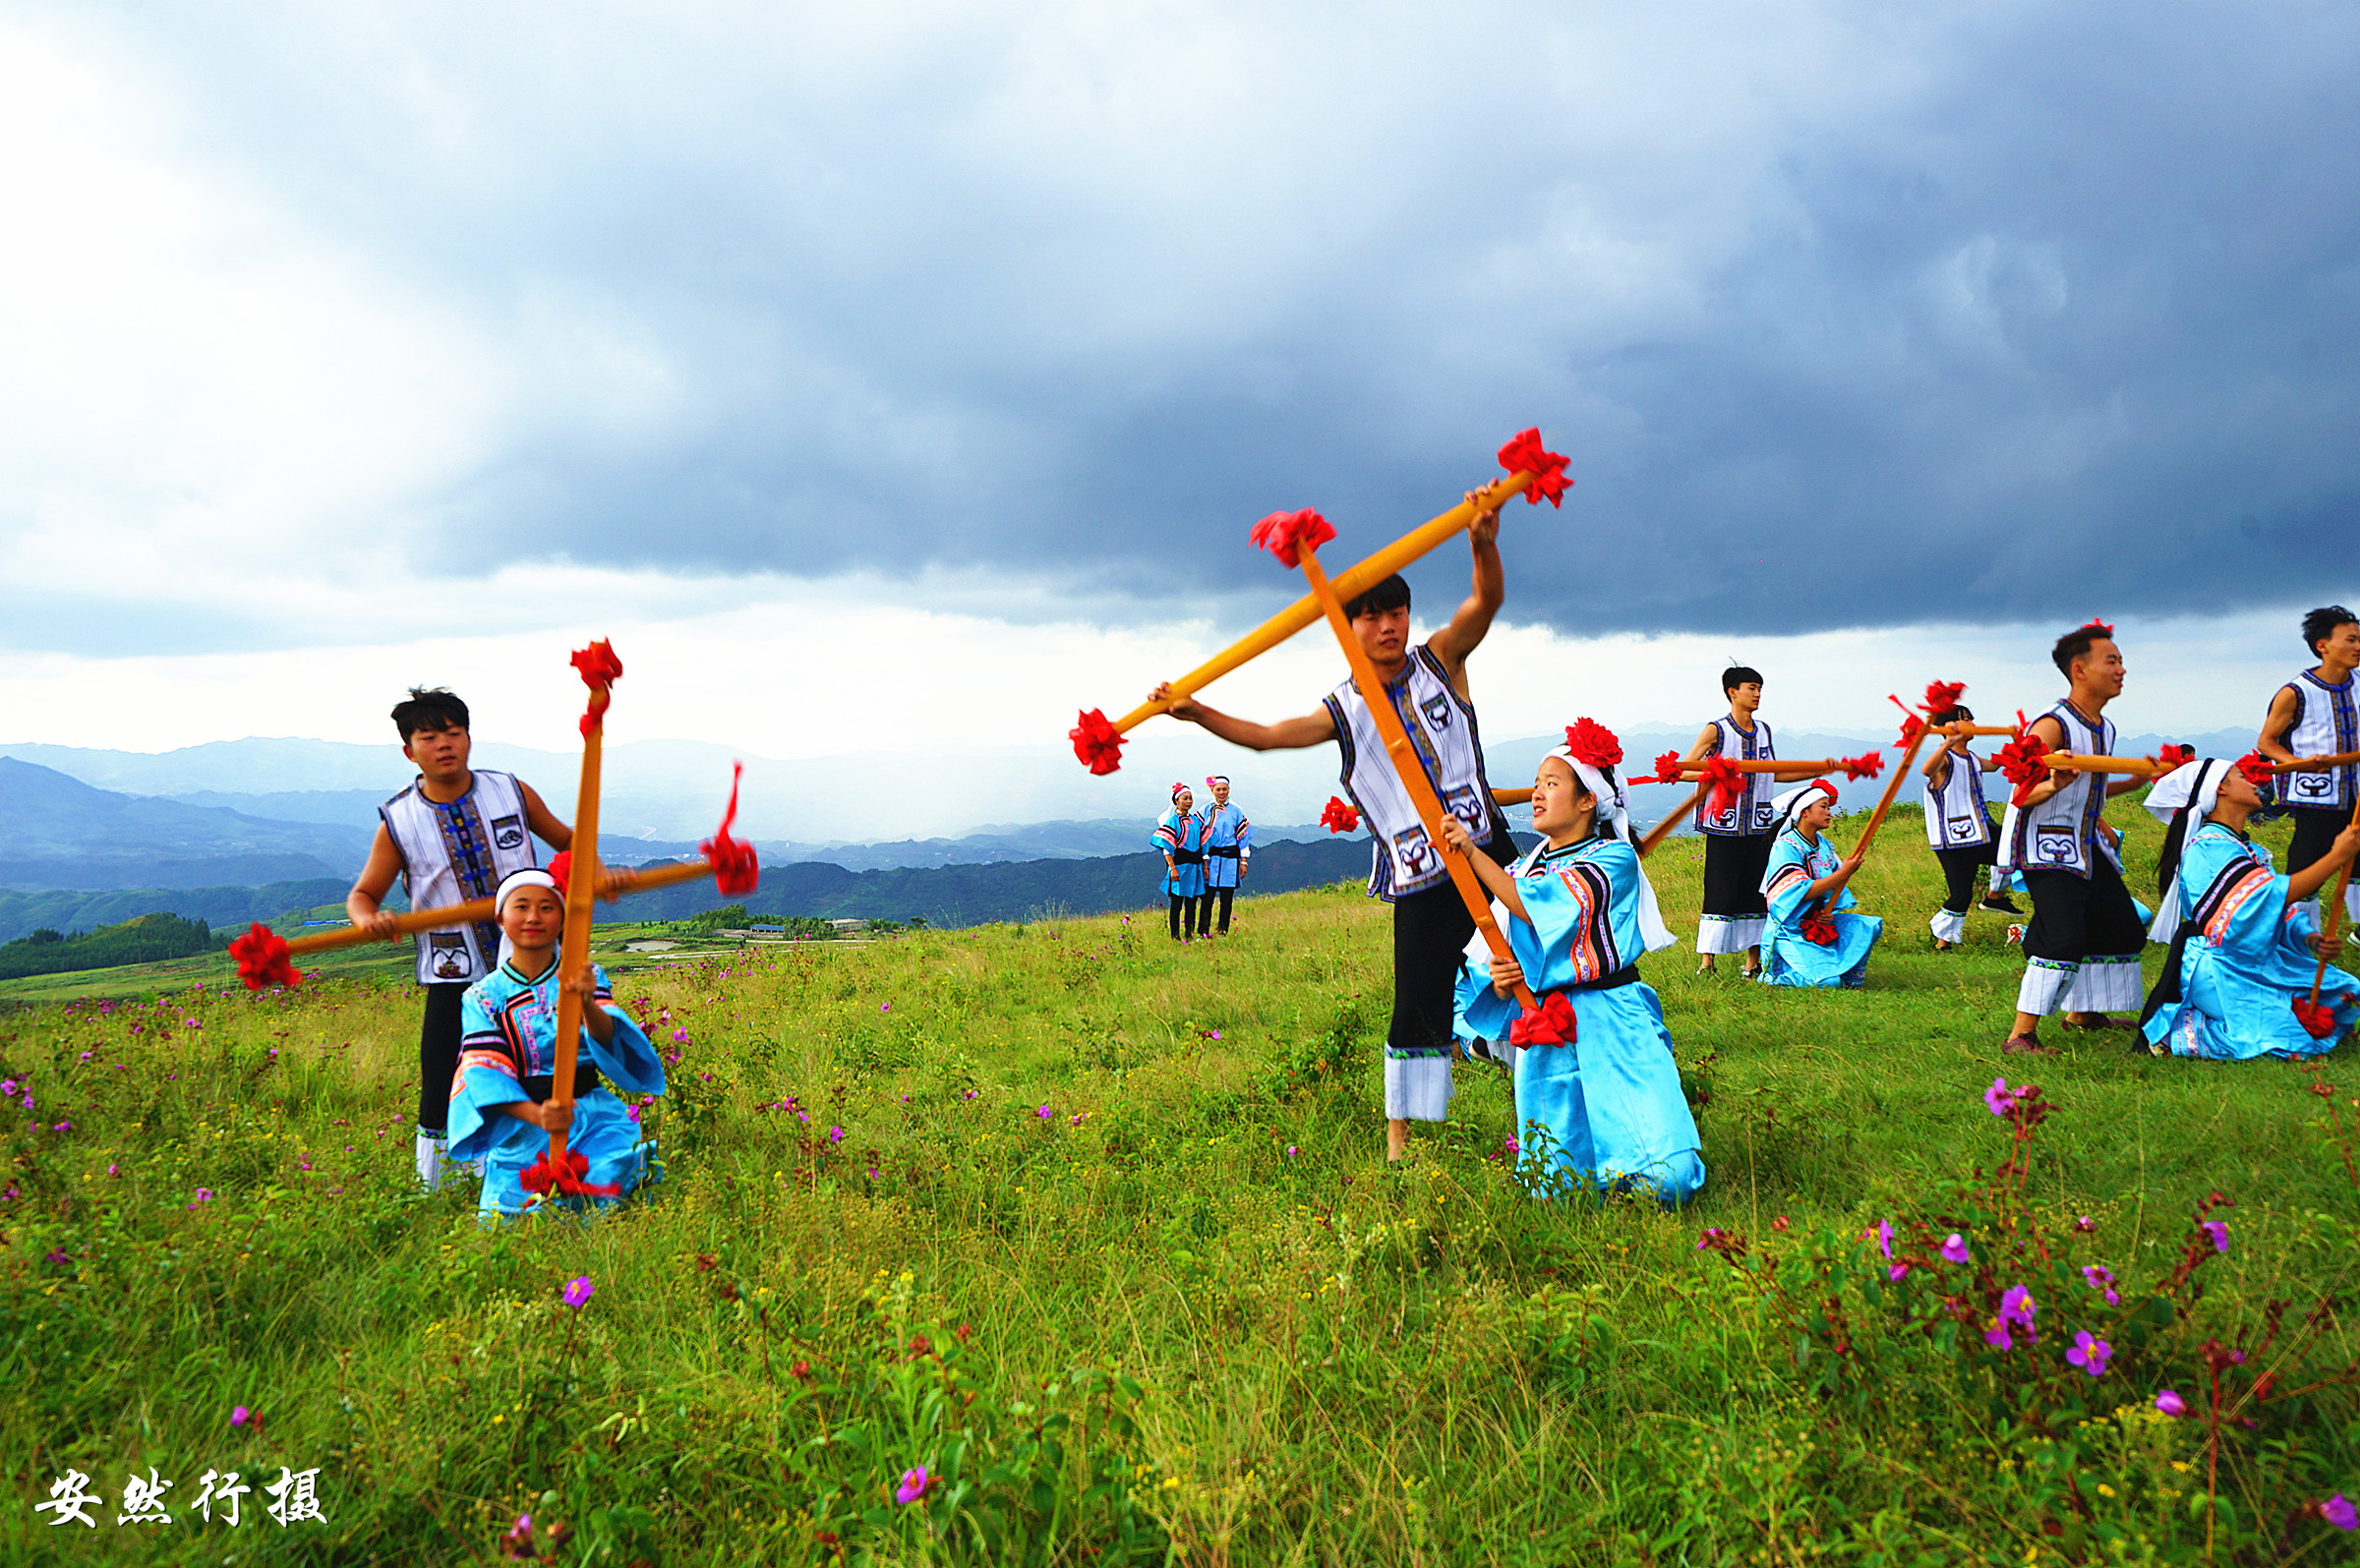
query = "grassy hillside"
xmin=1 ymin=801 xmax=2355 ymax=1563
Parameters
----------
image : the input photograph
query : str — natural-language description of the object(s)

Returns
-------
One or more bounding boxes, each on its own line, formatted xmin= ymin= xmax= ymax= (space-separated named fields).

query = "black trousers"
xmin=1934 ymin=839 xmax=1999 ymax=913
xmin=1167 ymin=893 xmax=1210 ymax=939
xmin=417 ymin=983 xmax=466 ymax=1133
xmin=2288 ymin=807 xmax=2353 ymax=880
xmin=1208 ymin=886 xmax=1236 ymax=932
xmin=2021 ymin=857 xmax=2146 ymax=964
xmin=1386 ymin=831 xmax=1519 ymax=1060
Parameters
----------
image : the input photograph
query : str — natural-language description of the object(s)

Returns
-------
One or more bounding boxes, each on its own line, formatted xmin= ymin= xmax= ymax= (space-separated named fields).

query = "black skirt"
xmin=1700 ymin=832 xmax=1774 ymax=917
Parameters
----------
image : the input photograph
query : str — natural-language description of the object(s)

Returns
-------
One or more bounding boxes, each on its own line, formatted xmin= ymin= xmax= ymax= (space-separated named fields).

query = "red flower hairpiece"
xmin=1249 ymin=508 xmax=1335 ymax=568
xmin=1070 ymin=708 xmax=1125 ymax=775
xmin=2233 ymin=752 xmax=2274 ymax=785
xmin=700 ymin=761 xmax=761 ymax=897
xmin=2082 ymin=617 xmax=2113 ymax=635
xmin=1319 ymin=796 xmax=1361 ymax=834
xmin=230 ymin=923 xmax=301 ymax=991
xmin=1840 ymin=751 xmax=1884 ymax=782
xmin=1564 ymin=718 xmax=1622 ymax=769
xmin=1507 ymin=989 xmax=1577 ymax=1047
xmin=1496 ymin=429 xmax=1572 ymax=506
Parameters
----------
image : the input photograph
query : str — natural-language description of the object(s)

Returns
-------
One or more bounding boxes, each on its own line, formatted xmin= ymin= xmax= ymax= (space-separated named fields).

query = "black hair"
xmin=1927 ymin=703 xmax=1976 ymax=727
xmin=391 ymin=687 xmax=469 ymax=742
xmin=1721 ymin=666 xmax=1763 ymax=695
xmin=1341 ymin=574 xmax=1411 ymax=622
xmin=2050 ymin=624 xmax=2113 ymax=677
xmin=2302 ymin=605 xmax=2358 ymax=660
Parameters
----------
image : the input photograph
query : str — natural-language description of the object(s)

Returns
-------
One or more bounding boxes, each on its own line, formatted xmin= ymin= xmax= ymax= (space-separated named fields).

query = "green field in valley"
xmin=2 ymin=802 xmax=2357 ymax=1564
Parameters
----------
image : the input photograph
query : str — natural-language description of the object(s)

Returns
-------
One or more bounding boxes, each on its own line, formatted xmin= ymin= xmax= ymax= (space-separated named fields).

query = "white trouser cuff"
xmin=1384 ymin=1055 xmax=1453 ymax=1121
xmin=1696 ymin=916 xmax=1766 ymax=955
xmin=1930 ymin=908 xmax=1967 ymax=944
xmin=414 ymin=1131 xmax=447 ymax=1192
xmin=2017 ymin=958 xmax=2078 ymax=1017
xmin=2064 ymin=955 xmax=2144 ymax=1014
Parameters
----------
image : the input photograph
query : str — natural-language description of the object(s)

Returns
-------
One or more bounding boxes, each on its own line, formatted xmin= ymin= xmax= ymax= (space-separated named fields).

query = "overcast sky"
xmin=2 ymin=1 xmax=2354 ymax=776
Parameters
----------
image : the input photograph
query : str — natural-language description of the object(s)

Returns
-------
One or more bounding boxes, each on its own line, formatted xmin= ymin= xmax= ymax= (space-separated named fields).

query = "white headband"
xmin=2143 ymin=758 xmax=2232 ymax=939
xmin=1768 ymin=780 xmax=1838 ymax=834
xmin=495 ymin=867 xmax=563 ymax=914
xmin=1537 ymin=747 xmax=1676 ymax=954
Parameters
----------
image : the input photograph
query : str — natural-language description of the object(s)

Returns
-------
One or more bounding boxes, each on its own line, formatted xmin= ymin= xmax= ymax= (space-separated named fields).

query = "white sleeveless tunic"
xmin=380 ymin=770 xmax=541 ymax=984
xmin=1324 ymin=644 xmax=1500 ymax=900
xmin=1694 ymin=717 xmax=1777 ymax=837
xmin=1922 ymin=747 xmax=1994 ymax=850
xmin=2277 ymin=669 xmax=2358 ymax=811
xmin=1997 ymin=702 xmax=2116 ymax=879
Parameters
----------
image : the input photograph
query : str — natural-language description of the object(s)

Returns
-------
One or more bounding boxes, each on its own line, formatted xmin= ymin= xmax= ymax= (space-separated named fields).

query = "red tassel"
xmin=1995 ymin=718 xmax=2052 ymax=806
xmin=230 ymin=923 xmax=301 ymax=991
xmin=520 ymin=1145 xmax=621 ymax=1198
xmin=1508 ymin=989 xmax=1578 ymax=1046
xmin=1699 ymin=755 xmax=1746 ymax=818
xmin=700 ymin=762 xmax=761 ymax=896
xmin=547 ymin=850 xmax=574 ymax=891
xmin=1069 ymin=708 xmax=1126 ymax=776
xmin=2292 ymin=997 xmax=2339 ymax=1039
xmin=1320 ymin=796 xmax=1361 ymax=834
xmin=1496 ymin=429 xmax=1573 ymax=506
xmin=1840 ymin=750 xmax=1885 ymax=782
xmin=1248 ymin=508 xmax=1335 ymax=568
xmin=1800 ymin=913 xmax=1840 ymax=947
xmin=569 ymin=641 xmax=624 ymax=687
xmin=1649 ymin=749 xmax=1686 ymax=784
xmin=1921 ymin=679 xmax=1968 ymax=716
xmin=2082 ymin=616 xmax=2113 ymax=635
xmin=2154 ymin=743 xmax=2195 ymax=768
xmin=1564 ymin=718 xmax=1622 ymax=769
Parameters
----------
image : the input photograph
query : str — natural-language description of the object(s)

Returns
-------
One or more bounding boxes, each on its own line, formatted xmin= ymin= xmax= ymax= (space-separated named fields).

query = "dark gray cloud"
xmin=17 ymin=0 xmax=2360 ymax=647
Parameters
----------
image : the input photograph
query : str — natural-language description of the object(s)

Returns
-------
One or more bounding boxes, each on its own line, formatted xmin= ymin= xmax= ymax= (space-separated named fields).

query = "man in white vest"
xmin=2257 ymin=605 xmax=2360 ymax=929
xmin=1997 ymin=624 xmax=2149 ymax=1053
xmin=1150 ymin=493 xmax=1510 ymax=1161
xmin=345 ymin=688 xmax=574 ymax=1191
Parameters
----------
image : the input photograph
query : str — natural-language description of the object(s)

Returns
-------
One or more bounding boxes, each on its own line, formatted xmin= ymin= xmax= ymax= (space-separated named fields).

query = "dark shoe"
xmin=2002 ymin=1034 xmax=2056 ymax=1056
xmin=1978 ymin=897 xmax=2023 ymax=914
xmin=1740 ymin=964 xmax=1762 ymax=981
xmin=2059 ymin=1014 xmax=2128 ymax=1032
xmin=1932 ymin=938 xmax=1956 ymax=953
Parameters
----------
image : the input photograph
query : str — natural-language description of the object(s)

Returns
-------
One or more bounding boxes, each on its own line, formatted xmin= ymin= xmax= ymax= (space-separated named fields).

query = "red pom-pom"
xmin=1649 ymin=749 xmax=1687 ymax=784
xmin=1995 ymin=722 xmax=2053 ymax=806
xmin=2292 ymin=997 xmax=2339 ymax=1039
xmin=1840 ymin=751 xmax=1884 ymax=782
xmin=1698 ymin=755 xmax=1746 ymax=818
xmin=698 ymin=761 xmax=760 ymax=896
xmin=1563 ymin=718 xmax=1622 ymax=769
xmin=1508 ymin=989 xmax=1577 ymax=1046
xmin=2154 ymin=743 xmax=2195 ymax=768
xmin=1496 ymin=428 xmax=1572 ymax=506
xmin=230 ymin=922 xmax=301 ymax=991
xmin=570 ymin=640 xmax=624 ymax=687
xmin=1249 ymin=507 xmax=1336 ymax=568
xmin=1800 ymin=913 xmax=1840 ymax=947
xmin=1920 ymin=679 xmax=1968 ymax=717
xmin=1069 ymin=709 xmax=1126 ymax=776
xmin=2233 ymin=751 xmax=2275 ymax=785
xmin=520 ymin=1144 xmax=620 ymax=1198
xmin=2082 ymin=616 xmax=2113 ymax=635
xmin=1888 ymin=694 xmax=1928 ymax=744
xmin=1320 ymin=796 xmax=1361 ymax=834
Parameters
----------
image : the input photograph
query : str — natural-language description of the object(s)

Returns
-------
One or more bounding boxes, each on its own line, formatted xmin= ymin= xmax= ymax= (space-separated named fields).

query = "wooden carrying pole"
xmin=1297 ymin=542 xmax=1541 ymax=1018
xmin=2036 ymin=752 xmax=2171 ymax=777
xmin=283 ymin=860 xmax=717 ymax=962
xmin=2306 ymin=794 xmax=2360 ymax=1009
xmin=1845 ymin=726 xmax=1933 ymax=862
xmin=1103 ymin=471 xmax=1538 ymax=736
xmin=1660 ymin=758 xmax=1860 ymax=778
xmin=1923 ymin=724 xmax=2019 ymax=738
xmin=2273 ymin=748 xmax=2360 ymax=777
xmin=546 ymin=674 xmax=613 ymax=1172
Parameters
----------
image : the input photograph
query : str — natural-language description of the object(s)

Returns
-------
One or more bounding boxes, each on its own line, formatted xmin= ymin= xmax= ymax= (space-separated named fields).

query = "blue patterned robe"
xmin=1152 ymin=810 xmax=1208 ymax=899
xmin=1759 ymin=827 xmax=1882 ymax=988
xmin=2143 ymin=823 xmax=2358 ymax=1060
xmin=451 ymin=959 xmax=667 ymax=1217
xmin=1200 ymin=802 xmax=1254 ymax=891
xmin=1456 ymin=837 xmax=1705 ymax=1205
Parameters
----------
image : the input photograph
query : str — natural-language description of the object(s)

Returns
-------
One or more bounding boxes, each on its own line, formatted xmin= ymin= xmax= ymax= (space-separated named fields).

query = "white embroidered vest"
xmin=1695 ymin=717 xmax=1777 ymax=837
xmin=2279 ymin=670 xmax=2358 ymax=810
xmin=380 ymin=770 xmax=540 ymax=984
xmin=1922 ymin=747 xmax=1994 ymax=849
xmin=1999 ymin=702 xmax=2115 ymax=879
xmin=1324 ymin=645 xmax=1499 ymax=900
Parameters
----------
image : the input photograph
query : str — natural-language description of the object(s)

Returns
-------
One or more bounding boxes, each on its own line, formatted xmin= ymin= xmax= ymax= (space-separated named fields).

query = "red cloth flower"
xmin=701 ymin=761 xmax=761 ymax=897
xmin=1840 ymin=751 xmax=1884 ymax=782
xmin=570 ymin=641 xmax=624 ymax=687
xmin=1887 ymin=694 xmax=1927 ymax=744
xmin=2154 ymin=743 xmax=2195 ymax=768
xmin=1508 ymin=989 xmax=1577 ymax=1046
xmin=1564 ymin=718 xmax=1622 ymax=769
xmin=2081 ymin=617 xmax=2113 ymax=635
xmin=1069 ymin=709 xmax=1126 ymax=776
xmin=230 ymin=923 xmax=301 ymax=991
xmin=1320 ymin=796 xmax=1361 ymax=834
xmin=2234 ymin=751 xmax=2275 ymax=785
xmin=1647 ymin=749 xmax=1687 ymax=784
xmin=1995 ymin=724 xmax=2053 ymax=806
xmin=1249 ymin=508 xmax=1335 ymax=568
xmin=2292 ymin=997 xmax=2338 ymax=1039
xmin=1698 ymin=755 xmax=1746 ymax=818
xmin=546 ymin=850 xmax=575 ymax=892
xmin=1921 ymin=679 xmax=1968 ymax=716
xmin=520 ymin=1145 xmax=620 ymax=1198
xmin=1800 ymin=913 xmax=1839 ymax=947
xmin=1496 ymin=428 xmax=1572 ymax=506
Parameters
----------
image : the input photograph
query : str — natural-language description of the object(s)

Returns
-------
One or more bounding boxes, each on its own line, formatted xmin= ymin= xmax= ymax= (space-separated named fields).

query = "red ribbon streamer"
xmin=700 ymin=762 xmax=761 ymax=897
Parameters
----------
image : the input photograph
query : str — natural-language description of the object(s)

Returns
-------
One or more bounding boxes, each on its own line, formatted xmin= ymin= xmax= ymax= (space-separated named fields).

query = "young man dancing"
xmin=1151 ymin=493 xmax=1510 ymax=1161
xmin=1681 ymin=667 xmax=1827 ymax=975
xmin=1199 ymin=775 xmax=1254 ymax=935
xmin=346 ymin=688 xmax=573 ymax=1190
xmin=2257 ymin=605 xmax=2360 ymax=929
xmin=1996 ymin=624 xmax=2149 ymax=1053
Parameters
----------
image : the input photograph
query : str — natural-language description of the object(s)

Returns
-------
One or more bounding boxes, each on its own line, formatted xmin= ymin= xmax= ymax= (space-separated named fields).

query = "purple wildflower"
xmin=1036 ymin=1104 xmax=1052 ymax=1120
xmin=231 ymin=1406 xmax=252 ymax=1426
xmin=1940 ymin=1234 xmax=1970 ymax=1263
xmin=895 ymin=1466 xmax=930 ymax=1505
xmin=193 ymin=1188 xmax=214 ymax=1203
xmin=562 ymin=1276 xmax=594 ymax=1307
xmin=2202 ymin=1220 xmax=2229 ymax=1253
xmin=1284 ymin=1145 xmax=1298 ymax=1157
xmin=2066 ymin=1330 xmax=2111 ymax=1378
xmin=2323 ymin=1494 xmax=2357 ymax=1531
xmin=2082 ymin=1264 xmax=2120 ymax=1306
xmin=2073 ymin=1214 xmax=2095 ymax=1233
xmin=880 ymin=1002 xmax=893 ymax=1014
xmin=1872 ymin=1219 xmax=1893 ymax=1259
xmin=1889 ymin=1264 xmax=1910 ymax=1283
xmin=2154 ymin=1388 xmax=2189 ymax=1417
xmin=1983 ymin=1076 xmax=2016 ymax=1118
xmin=672 ymin=1027 xmax=688 ymax=1043
xmin=827 ymin=1126 xmax=845 ymax=1144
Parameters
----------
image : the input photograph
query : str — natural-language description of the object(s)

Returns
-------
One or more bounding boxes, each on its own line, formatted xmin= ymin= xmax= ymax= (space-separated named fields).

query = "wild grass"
xmin=2 ymin=803 xmax=2356 ymax=1564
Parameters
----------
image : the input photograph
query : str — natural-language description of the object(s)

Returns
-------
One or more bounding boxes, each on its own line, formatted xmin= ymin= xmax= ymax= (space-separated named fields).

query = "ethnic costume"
xmin=2272 ymin=668 xmax=2360 ymax=925
xmin=2138 ymin=760 xmax=2358 ymax=1059
xmin=1923 ymin=745 xmax=2003 ymax=945
xmin=1694 ymin=715 xmax=1778 ymax=957
xmin=1758 ymin=783 xmax=1882 ymax=988
xmin=1199 ymin=781 xmax=1254 ymax=934
xmin=380 ymin=769 xmax=543 ymax=1188
xmin=1326 ymin=642 xmax=1514 ymax=1122
xmin=1152 ymin=788 xmax=1210 ymax=940
xmin=1454 ymin=740 xmax=1701 ymax=1203
xmin=448 ymin=873 xmax=666 ymax=1218
xmin=1996 ymin=699 xmax=2146 ymax=1019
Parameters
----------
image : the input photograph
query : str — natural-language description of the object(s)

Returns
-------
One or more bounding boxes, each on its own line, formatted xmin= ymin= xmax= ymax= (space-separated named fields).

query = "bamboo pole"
xmin=1846 ymin=727 xmax=1933 ymax=862
xmin=1102 ymin=470 xmax=1539 ymax=735
xmin=2036 ymin=752 xmax=2172 ymax=777
xmin=2306 ymin=795 xmax=2360 ymax=1010
xmin=2272 ymin=748 xmax=2360 ymax=777
xmin=1297 ymin=542 xmax=1540 ymax=1019
xmin=1492 ymin=786 xmax=1533 ymax=807
xmin=1922 ymin=724 xmax=2019 ymax=738
xmin=279 ymin=859 xmax=718 ymax=962
xmin=1658 ymin=757 xmax=1860 ymax=778
xmin=546 ymin=679 xmax=611 ymax=1172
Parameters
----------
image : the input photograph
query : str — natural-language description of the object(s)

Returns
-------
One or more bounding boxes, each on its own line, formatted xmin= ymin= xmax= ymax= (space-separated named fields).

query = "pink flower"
xmin=231 ymin=1406 xmax=252 ymax=1426
xmin=2323 ymin=1494 xmax=2357 ymax=1531
xmin=2154 ymin=1388 xmax=2189 ymax=1417
xmin=1888 ymin=1264 xmax=1910 ymax=1282
xmin=1940 ymin=1234 xmax=1970 ymax=1263
xmin=2202 ymin=1220 xmax=2229 ymax=1253
xmin=2073 ymin=1215 xmax=2095 ymax=1233
xmin=193 ymin=1188 xmax=214 ymax=1203
xmin=895 ymin=1466 xmax=931 ymax=1505
xmin=1869 ymin=1219 xmax=1893 ymax=1259
xmin=827 ymin=1126 xmax=845 ymax=1144
xmin=1036 ymin=1104 xmax=1052 ymax=1120
xmin=2082 ymin=1264 xmax=2120 ymax=1306
xmin=562 ymin=1276 xmax=594 ymax=1307
xmin=2066 ymin=1330 xmax=2111 ymax=1378
xmin=1284 ymin=1145 xmax=1298 ymax=1157
xmin=880 ymin=1002 xmax=893 ymax=1014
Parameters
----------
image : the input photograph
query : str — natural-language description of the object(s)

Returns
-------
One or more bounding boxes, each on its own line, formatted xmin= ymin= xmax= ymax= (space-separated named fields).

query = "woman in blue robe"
xmin=1444 ymin=726 xmax=1703 ymax=1205
xmin=2139 ymin=757 xmax=2360 ymax=1060
xmin=451 ymin=868 xmax=668 ymax=1218
xmin=1757 ymin=781 xmax=1881 ymax=988
xmin=1152 ymin=783 xmax=1210 ymax=941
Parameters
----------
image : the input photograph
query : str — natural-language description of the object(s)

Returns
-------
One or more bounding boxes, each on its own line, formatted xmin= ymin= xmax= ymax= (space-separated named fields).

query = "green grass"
xmin=2 ymin=803 xmax=2356 ymax=1564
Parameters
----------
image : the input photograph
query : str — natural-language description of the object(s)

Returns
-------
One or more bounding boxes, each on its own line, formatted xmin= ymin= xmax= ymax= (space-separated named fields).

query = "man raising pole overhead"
xmin=1151 ymin=490 xmax=1514 ymax=1161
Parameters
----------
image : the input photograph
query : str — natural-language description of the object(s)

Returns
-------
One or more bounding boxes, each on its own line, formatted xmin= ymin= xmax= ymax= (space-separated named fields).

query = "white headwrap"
xmin=1767 ymin=779 xmax=1839 ymax=836
xmin=495 ymin=866 xmax=563 ymax=914
xmin=1542 ymin=743 xmax=1678 ymax=954
xmin=2141 ymin=758 xmax=2232 ymax=939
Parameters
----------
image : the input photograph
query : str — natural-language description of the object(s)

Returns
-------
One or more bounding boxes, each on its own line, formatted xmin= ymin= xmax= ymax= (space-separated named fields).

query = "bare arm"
xmin=345 ymin=823 xmax=406 ymax=941
xmin=2289 ymin=825 xmax=2360 ymax=905
xmin=2257 ymin=685 xmax=2304 ymax=767
xmin=520 ymin=782 xmax=573 ymax=851
xmin=1681 ymin=723 xmax=1722 ymax=765
xmin=1154 ymin=684 xmax=1337 ymax=752
xmin=1920 ymin=739 xmax=1964 ymax=785
xmin=1437 ymin=815 xmax=1526 ymax=922
xmin=489 ymin=1098 xmax=572 ymax=1133
xmin=1424 ymin=494 xmax=1505 ymax=684
xmin=2015 ymin=717 xmax=2072 ymax=807
xmin=2104 ymin=776 xmax=2145 ymax=798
